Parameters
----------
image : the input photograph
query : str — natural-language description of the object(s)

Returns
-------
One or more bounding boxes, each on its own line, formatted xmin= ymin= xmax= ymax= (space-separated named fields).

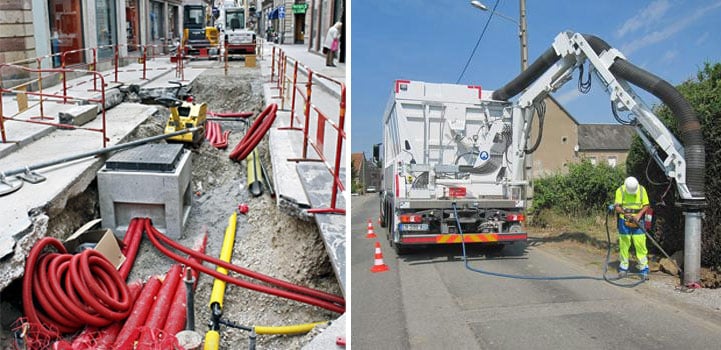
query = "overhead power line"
xmin=456 ymin=0 xmax=501 ymax=83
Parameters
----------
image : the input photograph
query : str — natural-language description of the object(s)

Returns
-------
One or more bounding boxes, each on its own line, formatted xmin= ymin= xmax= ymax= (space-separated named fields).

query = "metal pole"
xmin=519 ymin=0 xmax=528 ymax=71
xmin=0 ymin=74 xmax=5 ymax=142
xmin=301 ymin=70 xmax=313 ymax=159
xmin=0 ymin=127 xmax=202 ymax=177
xmin=683 ymin=211 xmax=702 ymax=286
xmin=184 ymin=267 xmax=196 ymax=331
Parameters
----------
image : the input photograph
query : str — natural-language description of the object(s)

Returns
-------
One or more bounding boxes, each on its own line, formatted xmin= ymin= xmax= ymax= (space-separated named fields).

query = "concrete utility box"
xmin=98 ymin=144 xmax=192 ymax=239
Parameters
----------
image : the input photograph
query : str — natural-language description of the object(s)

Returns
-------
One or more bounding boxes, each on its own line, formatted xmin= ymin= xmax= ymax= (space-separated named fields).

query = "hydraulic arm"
xmin=493 ymin=31 xmax=705 ymax=286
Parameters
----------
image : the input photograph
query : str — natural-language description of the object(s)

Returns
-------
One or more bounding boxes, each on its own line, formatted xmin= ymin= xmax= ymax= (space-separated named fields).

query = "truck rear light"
xmin=449 ymin=186 xmax=466 ymax=198
xmin=400 ymin=214 xmax=423 ymax=223
xmin=506 ymin=213 xmax=525 ymax=222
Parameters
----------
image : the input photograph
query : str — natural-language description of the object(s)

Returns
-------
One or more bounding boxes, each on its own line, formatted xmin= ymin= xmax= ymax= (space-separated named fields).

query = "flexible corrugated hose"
xmin=22 ymin=238 xmax=133 ymax=337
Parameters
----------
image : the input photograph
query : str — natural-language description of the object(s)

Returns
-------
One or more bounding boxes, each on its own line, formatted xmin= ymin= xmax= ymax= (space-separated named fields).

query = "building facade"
xmin=0 ymin=0 xmax=186 ymax=77
xmin=351 ymin=152 xmax=382 ymax=194
xmin=530 ymin=96 xmax=635 ymax=177
xmin=307 ymin=0 xmax=344 ymax=62
xmin=576 ymin=124 xmax=635 ymax=167
xmin=259 ymin=0 xmax=343 ymax=62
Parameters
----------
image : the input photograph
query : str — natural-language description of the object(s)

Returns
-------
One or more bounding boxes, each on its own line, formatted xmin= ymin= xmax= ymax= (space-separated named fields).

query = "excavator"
xmin=182 ymin=3 xmax=219 ymax=58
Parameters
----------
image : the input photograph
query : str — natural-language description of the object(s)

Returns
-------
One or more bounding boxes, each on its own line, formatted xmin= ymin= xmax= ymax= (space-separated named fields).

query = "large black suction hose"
xmin=583 ymin=34 xmax=705 ymax=199
xmin=490 ymin=33 xmax=705 ymax=200
xmin=491 ymin=47 xmax=560 ymax=101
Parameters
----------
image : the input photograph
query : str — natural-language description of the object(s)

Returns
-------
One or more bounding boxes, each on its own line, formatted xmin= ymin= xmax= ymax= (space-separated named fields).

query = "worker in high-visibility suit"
xmin=614 ymin=176 xmax=650 ymax=278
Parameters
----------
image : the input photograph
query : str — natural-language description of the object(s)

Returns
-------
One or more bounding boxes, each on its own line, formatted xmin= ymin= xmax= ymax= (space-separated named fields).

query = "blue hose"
xmin=452 ymin=203 xmax=646 ymax=288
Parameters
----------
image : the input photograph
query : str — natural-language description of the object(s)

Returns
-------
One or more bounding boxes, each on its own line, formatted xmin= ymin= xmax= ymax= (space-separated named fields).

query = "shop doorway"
xmin=126 ymin=0 xmax=140 ymax=51
xmin=48 ymin=0 xmax=84 ymax=66
xmin=294 ymin=13 xmax=305 ymax=44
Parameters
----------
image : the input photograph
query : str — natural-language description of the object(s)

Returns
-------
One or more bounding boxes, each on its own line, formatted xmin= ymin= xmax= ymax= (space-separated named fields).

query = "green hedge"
xmin=626 ymin=62 xmax=721 ymax=269
xmin=532 ymin=160 xmax=625 ymax=215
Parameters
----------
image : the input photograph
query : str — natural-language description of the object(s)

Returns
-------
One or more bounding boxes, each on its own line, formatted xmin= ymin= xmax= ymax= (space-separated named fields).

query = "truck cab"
xmin=223 ymin=8 xmax=256 ymax=55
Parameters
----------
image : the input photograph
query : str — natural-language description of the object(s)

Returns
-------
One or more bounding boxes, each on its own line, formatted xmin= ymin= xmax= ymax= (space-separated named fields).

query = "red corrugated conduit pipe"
xmin=228 ymin=103 xmax=278 ymax=161
xmin=22 ymin=239 xmax=133 ymax=337
xmin=143 ymin=219 xmax=345 ymax=314
xmin=22 ymin=219 xmax=145 ymax=338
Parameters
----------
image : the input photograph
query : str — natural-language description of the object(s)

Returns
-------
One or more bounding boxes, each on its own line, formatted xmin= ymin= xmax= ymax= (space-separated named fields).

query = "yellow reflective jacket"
xmin=614 ymin=185 xmax=649 ymax=219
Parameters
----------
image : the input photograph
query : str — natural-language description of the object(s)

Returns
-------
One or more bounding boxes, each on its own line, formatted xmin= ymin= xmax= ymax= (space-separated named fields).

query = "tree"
xmin=626 ymin=62 xmax=721 ymax=269
xmin=351 ymin=160 xmax=361 ymax=193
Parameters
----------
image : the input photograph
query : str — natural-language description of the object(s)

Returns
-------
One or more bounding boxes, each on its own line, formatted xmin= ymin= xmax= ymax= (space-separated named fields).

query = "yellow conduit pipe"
xmin=254 ymin=321 xmax=329 ymax=335
xmin=204 ymin=211 xmax=238 ymax=350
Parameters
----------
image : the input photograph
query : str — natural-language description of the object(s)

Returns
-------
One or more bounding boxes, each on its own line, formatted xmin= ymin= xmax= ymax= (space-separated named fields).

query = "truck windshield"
xmin=226 ymin=12 xmax=244 ymax=30
xmin=185 ymin=8 xmax=204 ymax=26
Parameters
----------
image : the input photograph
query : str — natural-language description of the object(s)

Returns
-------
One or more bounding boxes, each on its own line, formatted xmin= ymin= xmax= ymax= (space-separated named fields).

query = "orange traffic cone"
xmin=370 ymin=241 xmax=389 ymax=273
xmin=366 ymin=221 xmax=377 ymax=239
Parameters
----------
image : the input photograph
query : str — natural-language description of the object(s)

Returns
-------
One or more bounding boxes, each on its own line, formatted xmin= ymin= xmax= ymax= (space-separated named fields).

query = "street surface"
xmin=351 ymin=194 xmax=721 ymax=349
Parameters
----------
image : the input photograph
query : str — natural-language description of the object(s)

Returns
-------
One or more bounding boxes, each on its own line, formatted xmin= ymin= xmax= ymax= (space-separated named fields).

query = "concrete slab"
xmin=296 ymin=162 xmax=346 ymax=295
xmin=0 ymin=103 xmax=157 ymax=289
xmin=0 ymin=102 xmax=71 ymax=159
xmin=58 ymin=104 xmax=98 ymax=126
xmin=268 ymin=128 xmax=311 ymax=215
xmin=302 ymin=313 xmax=346 ymax=350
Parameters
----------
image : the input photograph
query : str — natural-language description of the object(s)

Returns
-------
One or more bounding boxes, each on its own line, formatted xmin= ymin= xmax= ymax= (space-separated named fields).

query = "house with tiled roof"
xmin=530 ymin=96 xmax=635 ymax=177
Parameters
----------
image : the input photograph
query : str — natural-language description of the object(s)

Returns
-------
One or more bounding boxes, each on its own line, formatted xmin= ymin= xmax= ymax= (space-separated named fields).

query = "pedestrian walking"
xmin=323 ymin=22 xmax=343 ymax=67
xmin=613 ymin=176 xmax=650 ymax=279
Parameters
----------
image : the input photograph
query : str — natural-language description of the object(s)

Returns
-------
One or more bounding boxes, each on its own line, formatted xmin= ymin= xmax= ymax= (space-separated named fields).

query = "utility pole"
xmin=519 ymin=0 xmax=528 ymax=71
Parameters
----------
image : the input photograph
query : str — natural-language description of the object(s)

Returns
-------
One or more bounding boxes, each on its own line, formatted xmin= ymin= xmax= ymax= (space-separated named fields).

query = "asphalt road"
xmin=351 ymin=195 xmax=721 ymax=349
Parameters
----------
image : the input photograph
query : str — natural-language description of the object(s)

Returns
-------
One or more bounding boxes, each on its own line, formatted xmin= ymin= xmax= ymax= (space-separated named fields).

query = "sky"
xmin=350 ymin=0 xmax=721 ymax=157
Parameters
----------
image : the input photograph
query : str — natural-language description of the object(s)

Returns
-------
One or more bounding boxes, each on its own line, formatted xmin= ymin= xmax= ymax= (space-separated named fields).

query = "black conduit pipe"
xmin=490 ymin=33 xmax=705 ymax=201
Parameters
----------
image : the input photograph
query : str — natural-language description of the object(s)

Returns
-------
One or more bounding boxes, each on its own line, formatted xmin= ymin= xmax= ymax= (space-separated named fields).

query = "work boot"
xmin=618 ymin=267 xmax=628 ymax=278
xmin=639 ymin=267 xmax=649 ymax=280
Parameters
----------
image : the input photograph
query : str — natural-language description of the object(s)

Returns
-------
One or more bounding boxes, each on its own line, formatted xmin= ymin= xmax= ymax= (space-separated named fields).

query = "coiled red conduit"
xmin=143 ymin=220 xmax=345 ymax=313
xmin=228 ymin=103 xmax=278 ymax=161
xmin=22 ymin=238 xmax=132 ymax=337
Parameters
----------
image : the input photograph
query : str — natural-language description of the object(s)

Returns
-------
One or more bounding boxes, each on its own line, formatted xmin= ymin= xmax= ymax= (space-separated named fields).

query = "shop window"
xmin=48 ymin=0 xmax=84 ymax=66
xmin=150 ymin=1 xmax=165 ymax=43
xmin=96 ymin=0 xmax=118 ymax=59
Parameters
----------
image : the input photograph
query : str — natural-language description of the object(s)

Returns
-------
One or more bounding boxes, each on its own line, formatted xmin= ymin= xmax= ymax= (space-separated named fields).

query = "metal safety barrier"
xmin=0 ymin=42 xmax=184 ymax=146
xmin=0 ymin=64 xmax=109 ymax=147
xmin=271 ymin=47 xmax=346 ymax=215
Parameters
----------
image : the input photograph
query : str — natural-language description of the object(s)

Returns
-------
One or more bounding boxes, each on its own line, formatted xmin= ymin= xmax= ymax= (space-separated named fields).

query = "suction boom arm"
xmin=494 ymin=31 xmax=704 ymax=203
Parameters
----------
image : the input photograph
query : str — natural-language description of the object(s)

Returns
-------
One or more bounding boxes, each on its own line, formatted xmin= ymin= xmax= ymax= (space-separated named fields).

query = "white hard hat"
xmin=624 ymin=176 xmax=639 ymax=194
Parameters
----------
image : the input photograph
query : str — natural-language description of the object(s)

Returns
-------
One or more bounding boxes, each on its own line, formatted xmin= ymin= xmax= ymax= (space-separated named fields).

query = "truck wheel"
xmin=389 ymin=215 xmax=408 ymax=255
xmin=379 ymin=200 xmax=388 ymax=228
xmin=393 ymin=242 xmax=408 ymax=255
